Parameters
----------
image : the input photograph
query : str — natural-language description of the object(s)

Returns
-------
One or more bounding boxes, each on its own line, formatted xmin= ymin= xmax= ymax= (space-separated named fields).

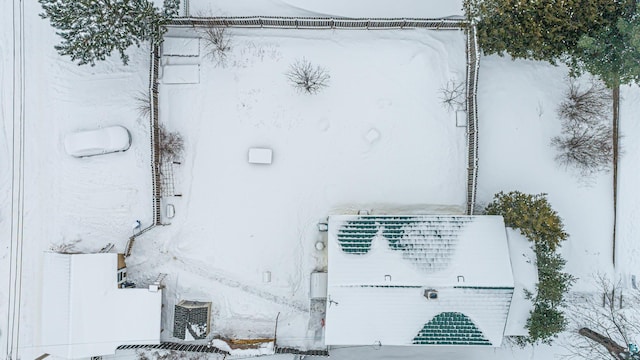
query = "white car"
xmin=64 ymin=125 xmax=132 ymax=157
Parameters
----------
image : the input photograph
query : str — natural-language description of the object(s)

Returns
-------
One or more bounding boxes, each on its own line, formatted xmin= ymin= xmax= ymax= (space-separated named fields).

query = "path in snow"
xmin=129 ymin=250 xmax=309 ymax=313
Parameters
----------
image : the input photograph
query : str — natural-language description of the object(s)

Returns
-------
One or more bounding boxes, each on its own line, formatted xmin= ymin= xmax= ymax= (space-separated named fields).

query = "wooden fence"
xmin=150 ymin=43 xmax=162 ymax=225
xmin=116 ymin=342 xmax=229 ymax=355
xmin=161 ymin=16 xmax=479 ymax=214
xmin=465 ymin=25 xmax=480 ymax=215
xmin=275 ymin=346 xmax=330 ymax=356
xmin=125 ymin=44 xmax=162 ymax=257
xmin=116 ymin=343 xmax=330 ymax=357
xmin=168 ymin=16 xmax=467 ymax=30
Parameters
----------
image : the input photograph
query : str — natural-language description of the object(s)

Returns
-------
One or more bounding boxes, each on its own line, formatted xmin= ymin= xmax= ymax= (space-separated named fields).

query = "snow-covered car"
xmin=64 ymin=125 xmax=132 ymax=157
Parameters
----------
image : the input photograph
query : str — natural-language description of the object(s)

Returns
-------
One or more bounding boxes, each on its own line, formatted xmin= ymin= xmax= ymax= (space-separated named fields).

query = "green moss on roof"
xmin=412 ymin=312 xmax=491 ymax=346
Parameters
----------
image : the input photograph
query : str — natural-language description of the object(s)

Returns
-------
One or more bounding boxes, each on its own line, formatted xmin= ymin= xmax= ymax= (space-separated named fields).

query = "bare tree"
xmin=286 ymin=58 xmax=330 ymax=94
xmin=563 ymin=274 xmax=640 ymax=360
xmin=551 ymin=123 xmax=613 ymax=176
xmin=158 ymin=123 xmax=184 ymax=163
xmin=200 ymin=27 xmax=232 ymax=67
xmin=439 ymin=79 xmax=466 ymax=112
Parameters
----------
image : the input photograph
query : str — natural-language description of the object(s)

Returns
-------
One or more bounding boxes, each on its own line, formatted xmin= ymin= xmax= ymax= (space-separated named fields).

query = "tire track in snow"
xmin=6 ymin=0 xmax=24 ymax=357
xmin=171 ymin=256 xmax=309 ymax=313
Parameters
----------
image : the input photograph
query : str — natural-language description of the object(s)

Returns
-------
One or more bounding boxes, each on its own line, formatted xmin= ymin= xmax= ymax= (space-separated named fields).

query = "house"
xmin=41 ymin=252 xmax=162 ymax=359
xmin=324 ymin=215 xmax=515 ymax=347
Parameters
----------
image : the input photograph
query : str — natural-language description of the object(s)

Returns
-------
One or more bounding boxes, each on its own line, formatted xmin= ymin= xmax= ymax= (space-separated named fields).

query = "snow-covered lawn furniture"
xmin=248 ymin=148 xmax=273 ymax=164
xmin=162 ymin=37 xmax=200 ymax=57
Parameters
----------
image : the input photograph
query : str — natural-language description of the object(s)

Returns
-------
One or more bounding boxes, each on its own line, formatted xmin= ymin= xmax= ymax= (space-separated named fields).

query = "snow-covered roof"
xmin=325 ymin=215 xmax=514 ymax=347
xmin=504 ymin=229 xmax=538 ymax=336
xmin=41 ymin=253 xmax=162 ymax=359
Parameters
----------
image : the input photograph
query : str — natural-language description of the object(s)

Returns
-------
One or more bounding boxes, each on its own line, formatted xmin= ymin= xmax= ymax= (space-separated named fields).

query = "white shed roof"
xmin=41 ymin=253 xmax=162 ymax=359
xmin=325 ymin=215 xmax=514 ymax=347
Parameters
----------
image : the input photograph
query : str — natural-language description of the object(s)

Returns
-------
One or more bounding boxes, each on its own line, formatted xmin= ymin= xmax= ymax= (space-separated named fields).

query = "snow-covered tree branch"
xmin=39 ymin=0 xmax=180 ymax=66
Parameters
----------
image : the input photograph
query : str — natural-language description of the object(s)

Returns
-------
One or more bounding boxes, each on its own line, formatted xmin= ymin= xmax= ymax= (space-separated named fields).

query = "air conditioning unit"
xmin=424 ymin=289 xmax=438 ymax=300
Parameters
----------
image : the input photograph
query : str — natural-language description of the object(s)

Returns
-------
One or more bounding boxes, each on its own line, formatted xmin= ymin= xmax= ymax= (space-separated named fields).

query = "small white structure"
xmin=162 ymin=37 xmax=200 ymax=57
xmin=162 ymin=64 xmax=200 ymax=84
xmin=456 ymin=110 xmax=468 ymax=127
xmin=248 ymin=148 xmax=273 ymax=164
xmin=41 ymin=252 xmax=162 ymax=359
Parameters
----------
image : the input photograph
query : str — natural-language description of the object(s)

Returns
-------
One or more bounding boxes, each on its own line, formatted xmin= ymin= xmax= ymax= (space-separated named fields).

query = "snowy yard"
xmin=127 ymin=26 xmax=469 ymax=348
xmin=475 ymin=57 xmax=618 ymax=290
xmin=3 ymin=0 xmax=640 ymax=359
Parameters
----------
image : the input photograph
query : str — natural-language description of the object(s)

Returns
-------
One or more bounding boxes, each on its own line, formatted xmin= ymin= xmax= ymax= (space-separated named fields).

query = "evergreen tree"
xmin=486 ymin=191 xmax=574 ymax=345
xmin=526 ymin=302 xmax=567 ymax=344
xmin=485 ymin=191 xmax=567 ymax=251
xmin=568 ymin=4 xmax=640 ymax=259
xmin=39 ymin=0 xmax=180 ymax=66
xmin=571 ymin=3 xmax=640 ymax=88
xmin=465 ymin=0 xmax=625 ymax=62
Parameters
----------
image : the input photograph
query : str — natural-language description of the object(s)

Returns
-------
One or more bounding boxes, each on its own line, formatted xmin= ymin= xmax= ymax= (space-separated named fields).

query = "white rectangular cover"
xmin=248 ymin=148 xmax=273 ymax=164
xmin=163 ymin=37 xmax=200 ymax=57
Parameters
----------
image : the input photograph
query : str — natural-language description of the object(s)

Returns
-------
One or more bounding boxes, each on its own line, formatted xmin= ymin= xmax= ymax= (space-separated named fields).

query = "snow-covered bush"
xmin=158 ymin=123 xmax=184 ymax=163
xmin=551 ymin=124 xmax=613 ymax=175
xmin=286 ymin=58 xmax=330 ymax=94
xmin=552 ymin=79 xmax=613 ymax=176
xmin=486 ymin=191 xmax=574 ymax=345
xmin=201 ymin=27 xmax=232 ymax=66
xmin=485 ymin=191 xmax=567 ymax=252
xmin=439 ymin=79 xmax=466 ymax=112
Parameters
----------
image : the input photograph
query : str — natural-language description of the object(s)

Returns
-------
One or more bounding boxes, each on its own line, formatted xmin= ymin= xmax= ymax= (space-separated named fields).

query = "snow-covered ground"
xmin=616 ymin=84 xmax=640 ymax=282
xmin=0 ymin=1 xmax=15 ymax=358
xmin=184 ymin=0 xmax=464 ymax=18
xmin=1 ymin=1 xmax=154 ymax=358
xmin=3 ymin=0 xmax=640 ymax=359
xmin=475 ymin=58 xmax=617 ymax=290
xmin=128 ymin=26 xmax=468 ymax=349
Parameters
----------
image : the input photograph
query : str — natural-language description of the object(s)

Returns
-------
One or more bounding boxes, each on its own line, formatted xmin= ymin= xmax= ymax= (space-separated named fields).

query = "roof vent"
xmin=424 ymin=289 xmax=438 ymax=300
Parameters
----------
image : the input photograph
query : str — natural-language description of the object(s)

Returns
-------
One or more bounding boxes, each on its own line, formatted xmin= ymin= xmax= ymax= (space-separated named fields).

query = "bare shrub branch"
xmin=158 ymin=123 xmax=184 ymax=163
xmin=552 ymin=78 xmax=614 ymax=176
xmin=551 ymin=124 xmax=613 ymax=176
xmin=200 ymin=27 xmax=232 ymax=67
xmin=286 ymin=58 xmax=330 ymax=94
xmin=50 ymin=239 xmax=81 ymax=254
xmin=439 ymin=80 xmax=466 ymax=112
xmin=134 ymin=90 xmax=151 ymax=118
xmin=558 ymin=79 xmax=612 ymax=127
xmin=562 ymin=274 xmax=640 ymax=360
